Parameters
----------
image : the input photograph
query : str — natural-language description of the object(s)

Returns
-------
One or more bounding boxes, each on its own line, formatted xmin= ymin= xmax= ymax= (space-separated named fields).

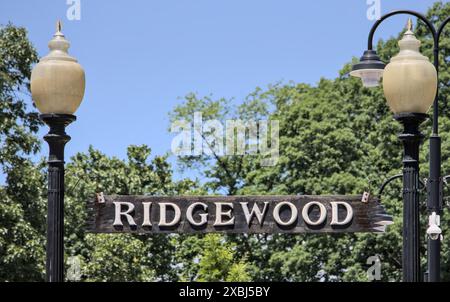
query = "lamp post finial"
xmin=56 ymin=20 xmax=62 ymax=33
xmin=407 ymin=18 xmax=413 ymax=31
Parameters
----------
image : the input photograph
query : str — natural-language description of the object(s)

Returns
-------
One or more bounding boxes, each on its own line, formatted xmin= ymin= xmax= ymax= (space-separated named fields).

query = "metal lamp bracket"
xmin=378 ymin=173 xmax=426 ymax=200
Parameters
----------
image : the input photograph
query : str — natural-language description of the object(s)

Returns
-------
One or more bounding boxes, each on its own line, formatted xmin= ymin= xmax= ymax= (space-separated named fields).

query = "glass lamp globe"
xmin=382 ymin=20 xmax=437 ymax=114
xmin=31 ymin=21 xmax=85 ymax=115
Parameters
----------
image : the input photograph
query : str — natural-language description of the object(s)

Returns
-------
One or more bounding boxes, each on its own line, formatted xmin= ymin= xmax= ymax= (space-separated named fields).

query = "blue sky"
xmin=0 ymin=0 xmax=444 ymax=181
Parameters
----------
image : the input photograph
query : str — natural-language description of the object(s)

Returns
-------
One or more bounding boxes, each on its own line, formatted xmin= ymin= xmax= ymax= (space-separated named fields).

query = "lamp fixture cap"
xmin=351 ymin=50 xmax=385 ymax=72
xmin=42 ymin=20 xmax=77 ymax=63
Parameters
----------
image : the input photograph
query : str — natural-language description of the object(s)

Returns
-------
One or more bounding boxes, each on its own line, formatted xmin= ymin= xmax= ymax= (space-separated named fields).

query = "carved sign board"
xmin=86 ymin=195 xmax=393 ymax=234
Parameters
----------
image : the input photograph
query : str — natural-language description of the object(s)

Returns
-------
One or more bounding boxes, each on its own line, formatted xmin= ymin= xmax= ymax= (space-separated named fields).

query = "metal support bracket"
xmin=378 ymin=173 xmax=426 ymax=199
xmin=96 ymin=192 xmax=105 ymax=204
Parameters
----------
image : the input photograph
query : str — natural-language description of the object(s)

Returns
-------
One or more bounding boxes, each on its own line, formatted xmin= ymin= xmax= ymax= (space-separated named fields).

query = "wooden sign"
xmin=86 ymin=195 xmax=393 ymax=234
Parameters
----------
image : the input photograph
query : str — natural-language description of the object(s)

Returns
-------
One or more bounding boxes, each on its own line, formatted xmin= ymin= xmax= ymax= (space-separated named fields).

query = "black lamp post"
xmin=351 ymin=10 xmax=450 ymax=282
xmin=41 ymin=114 xmax=76 ymax=281
xmin=30 ymin=22 xmax=85 ymax=282
xmin=395 ymin=113 xmax=427 ymax=282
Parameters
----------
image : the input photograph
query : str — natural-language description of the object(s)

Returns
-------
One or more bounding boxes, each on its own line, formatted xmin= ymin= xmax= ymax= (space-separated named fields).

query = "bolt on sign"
xmin=86 ymin=195 xmax=393 ymax=234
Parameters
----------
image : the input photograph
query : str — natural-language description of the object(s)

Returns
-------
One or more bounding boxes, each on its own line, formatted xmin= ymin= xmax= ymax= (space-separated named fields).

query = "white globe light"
xmin=31 ymin=21 xmax=85 ymax=115
xmin=382 ymin=21 xmax=437 ymax=114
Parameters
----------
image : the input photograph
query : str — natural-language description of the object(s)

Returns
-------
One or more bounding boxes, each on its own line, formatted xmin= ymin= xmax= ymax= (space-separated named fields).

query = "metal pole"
xmin=41 ymin=114 xmax=76 ymax=282
xmin=425 ymin=16 xmax=450 ymax=281
xmin=395 ymin=113 xmax=427 ymax=282
xmin=428 ymin=41 xmax=441 ymax=280
xmin=427 ymin=134 xmax=441 ymax=282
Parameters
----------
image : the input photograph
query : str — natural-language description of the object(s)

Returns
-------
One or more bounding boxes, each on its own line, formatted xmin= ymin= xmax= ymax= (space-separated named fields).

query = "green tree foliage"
xmin=0 ymin=24 xmax=45 ymax=281
xmin=0 ymin=24 xmax=41 ymax=166
xmin=196 ymin=234 xmax=251 ymax=282
xmin=82 ymin=234 xmax=155 ymax=282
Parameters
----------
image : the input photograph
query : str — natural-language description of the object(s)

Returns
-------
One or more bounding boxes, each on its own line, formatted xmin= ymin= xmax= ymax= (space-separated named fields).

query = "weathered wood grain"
xmin=86 ymin=195 xmax=393 ymax=234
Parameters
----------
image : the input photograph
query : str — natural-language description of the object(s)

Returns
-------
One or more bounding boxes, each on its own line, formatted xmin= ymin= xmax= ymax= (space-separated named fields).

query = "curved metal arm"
xmin=437 ymin=16 xmax=450 ymax=38
xmin=436 ymin=16 xmax=450 ymax=74
xmin=378 ymin=173 xmax=426 ymax=198
xmin=368 ymin=10 xmax=437 ymax=50
xmin=443 ymin=175 xmax=450 ymax=185
xmin=378 ymin=174 xmax=402 ymax=198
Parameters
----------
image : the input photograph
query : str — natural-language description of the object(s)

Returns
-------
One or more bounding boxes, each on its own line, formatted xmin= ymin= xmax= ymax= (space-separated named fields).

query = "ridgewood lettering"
xmin=86 ymin=195 xmax=393 ymax=234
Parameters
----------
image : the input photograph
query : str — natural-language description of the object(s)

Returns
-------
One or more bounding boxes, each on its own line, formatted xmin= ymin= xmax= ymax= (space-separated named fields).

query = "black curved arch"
xmin=367 ymin=10 xmax=437 ymax=50
xmin=436 ymin=16 xmax=450 ymax=71
xmin=378 ymin=173 xmax=426 ymax=199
